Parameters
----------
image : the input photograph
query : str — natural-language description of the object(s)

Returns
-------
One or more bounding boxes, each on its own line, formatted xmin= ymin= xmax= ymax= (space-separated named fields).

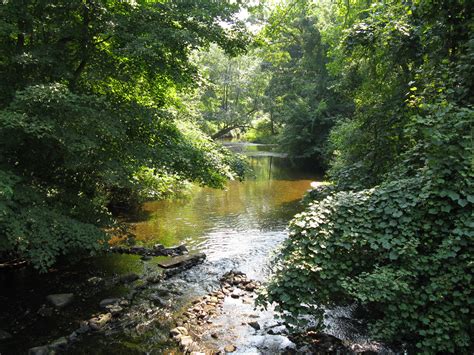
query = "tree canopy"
xmin=0 ymin=0 xmax=250 ymax=270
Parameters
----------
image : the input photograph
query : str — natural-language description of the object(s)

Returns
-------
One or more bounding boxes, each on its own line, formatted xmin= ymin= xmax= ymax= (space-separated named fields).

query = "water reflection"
xmin=132 ymin=156 xmax=321 ymax=277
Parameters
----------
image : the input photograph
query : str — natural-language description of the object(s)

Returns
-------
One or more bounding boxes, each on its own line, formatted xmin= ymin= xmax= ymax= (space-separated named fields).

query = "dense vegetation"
xmin=0 ymin=0 xmax=472 ymax=352
xmin=0 ymin=0 xmax=249 ymax=270
xmin=259 ymin=0 xmax=473 ymax=352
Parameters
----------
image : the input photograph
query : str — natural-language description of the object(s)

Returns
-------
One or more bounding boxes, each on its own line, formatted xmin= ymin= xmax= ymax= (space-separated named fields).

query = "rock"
xmin=119 ymin=272 xmax=139 ymax=283
xmin=86 ymin=276 xmax=103 ymax=286
xmin=49 ymin=336 xmax=68 ymax=350
xmin=106 ymin=304 xmax=123 ymax=315
xmin=46 ymin=293 xmax=74 ymax=308
xmin=99 ymin=298 xmax=119 ymax=309
xmin=153 ymin=243 xmax=166 ymax=252
xmin=148 ymin=294 xmax=167 ymax=307
xmin=211 ymin=332 xmax=219 ymax=339
xmin=224 ymin=344 xmax=237 ymax=352
xmin=158 ymin=253 xmax=205 ymax=269
xmin=37 ymin=304 xmax=53 ymax=317
xmin=179 ymin=335 xmax=193 ymax=348
xmin=145 ymin=273 xmax=163 ymax=284
xmin=170 ymin=326 xmax=188 ymax=337
xmin=76 ymin=321 xmax=90 ymax=334
xmin=89 ymin=313 xmax=112 ymax=331
xmin=68 ymin=331 xmax=78 ymax=343
xmin=230 ymin=293 xmax=240 ymax=299
xmin=248 ymin=321 xmax=260 ymax=330
xmin=245 ymin=283 xmax=257 ymax=292
xmin=28 ymin=346 xmax=49 ymax=355
xmin=0 ymin=329 xmax=12 ymax=341
xmin=130 ymin=246 xmax=146 ymax=254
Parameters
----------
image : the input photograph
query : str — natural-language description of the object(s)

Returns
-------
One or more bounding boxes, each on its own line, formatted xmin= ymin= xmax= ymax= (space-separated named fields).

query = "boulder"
xmin=46 ymin=293 xmax=74 ymax=308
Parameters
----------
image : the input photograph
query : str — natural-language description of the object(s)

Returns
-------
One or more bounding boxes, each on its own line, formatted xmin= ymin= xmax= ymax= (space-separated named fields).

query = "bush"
xmin=260 ymin=103 xmax=474 ymax=352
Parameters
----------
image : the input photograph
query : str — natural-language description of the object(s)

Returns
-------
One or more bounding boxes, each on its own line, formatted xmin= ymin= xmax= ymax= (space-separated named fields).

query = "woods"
xmin=0 ymin=0 xmax=248 ymax=270
xmin=0 ymin=0 xmax=472 ymax=353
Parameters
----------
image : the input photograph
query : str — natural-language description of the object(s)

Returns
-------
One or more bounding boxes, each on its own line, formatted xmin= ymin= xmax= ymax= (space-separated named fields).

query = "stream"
xmin=0 ymin=144 xmax=385 ymax=354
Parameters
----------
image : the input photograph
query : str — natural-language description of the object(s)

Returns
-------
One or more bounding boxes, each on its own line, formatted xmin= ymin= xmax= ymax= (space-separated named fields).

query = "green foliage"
xmin=262 ymin=169 xmax=473 ymax=351
xmin=260 ymin=1 xmax=351 ymax=164
xmin=184 ymin=44 xmax=270 ymax=139
xmin=0 ymin=0 xmax=250 ymax=270
xmin=261 ymin=0 xmax=474 ymax=352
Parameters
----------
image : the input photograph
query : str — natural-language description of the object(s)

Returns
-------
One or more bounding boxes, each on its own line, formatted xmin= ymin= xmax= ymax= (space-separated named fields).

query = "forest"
xmin=0 ymin=0 xmax=472 ymax=354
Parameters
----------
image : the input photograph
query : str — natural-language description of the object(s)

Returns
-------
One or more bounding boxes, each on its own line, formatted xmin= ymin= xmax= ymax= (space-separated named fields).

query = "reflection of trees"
xmin=132 ymin=157 xmax=319 ymax=246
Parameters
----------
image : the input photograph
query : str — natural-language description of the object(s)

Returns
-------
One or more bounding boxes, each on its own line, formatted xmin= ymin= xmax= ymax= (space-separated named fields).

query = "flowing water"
xmin=0 ymin=144 xmax=384 ymax=354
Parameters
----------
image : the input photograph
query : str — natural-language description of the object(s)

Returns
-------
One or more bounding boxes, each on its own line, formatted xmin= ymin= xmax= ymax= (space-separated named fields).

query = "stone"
xmin=106 ymin=304 xmax=123 ymax=315
xmin=248 ymin=321 xmax=261 ymax=330
xmin=0 ymin=329 xmax=12 ymax=341
xmin=68 ymin=331 xmax=78 ymax=343
xmin=28 ymin=346 xmax=49 ymax=355
xmin=170 ymin=326 xmax=188 ymax=337
xmin=179 ymin=335 xmax=194 ymax=348
xmin=158 ymin=253 xmax=205 ymax=269
xmin=245 ymin=283 xmax=257 ymax=292
xmin=148 ymin=294 xmax=167 ymax=307
xmin=211 ymin=332 xmax=219 ymax=339
xmin=230 ymin=293 xmax=240 ymax=299
xmin=49 ymin=336 xmax=68 ymax=350
xmin=130 ymin=246 xmax=146 ymax=254
xmin=119 ymin=272 xmax=140 ymax=283
xmin=46 ymin=293 xmax=74 ymax=308
xmin=89 ymin=313 xmax=112 ymax=331
xmin=224 ymin=344 xmax=237 ymax=353
xmin=99 ymin=298 xmax=119 ymax=309
xmin=76 ymin=321 xmax=90 ymax=334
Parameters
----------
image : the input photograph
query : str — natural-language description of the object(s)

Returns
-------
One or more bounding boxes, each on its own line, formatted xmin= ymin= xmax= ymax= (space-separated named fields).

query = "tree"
xmin=186 ymin=44 xmax=270 ymax=140
xmin=0 ymin=0 xmax=250 ymax=270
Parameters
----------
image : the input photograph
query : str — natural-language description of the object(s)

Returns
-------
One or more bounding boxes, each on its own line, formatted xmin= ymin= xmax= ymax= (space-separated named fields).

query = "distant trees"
xmin=0 ymin=0 xmax=249 ymax=270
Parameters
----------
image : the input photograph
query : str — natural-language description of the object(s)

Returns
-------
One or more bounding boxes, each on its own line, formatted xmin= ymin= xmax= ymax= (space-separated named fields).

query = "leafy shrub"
xmin=260 ymin=103 xmax=474 ymax=352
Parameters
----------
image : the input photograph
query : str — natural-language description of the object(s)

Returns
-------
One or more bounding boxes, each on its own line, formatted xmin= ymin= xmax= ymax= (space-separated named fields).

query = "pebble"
xmin=224 ymin=344 xmax=237 ymax=352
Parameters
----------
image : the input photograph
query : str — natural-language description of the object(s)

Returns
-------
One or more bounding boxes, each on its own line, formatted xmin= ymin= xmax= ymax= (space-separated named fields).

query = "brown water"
xmin=131 ymin=153 xmax=318 ymax=279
